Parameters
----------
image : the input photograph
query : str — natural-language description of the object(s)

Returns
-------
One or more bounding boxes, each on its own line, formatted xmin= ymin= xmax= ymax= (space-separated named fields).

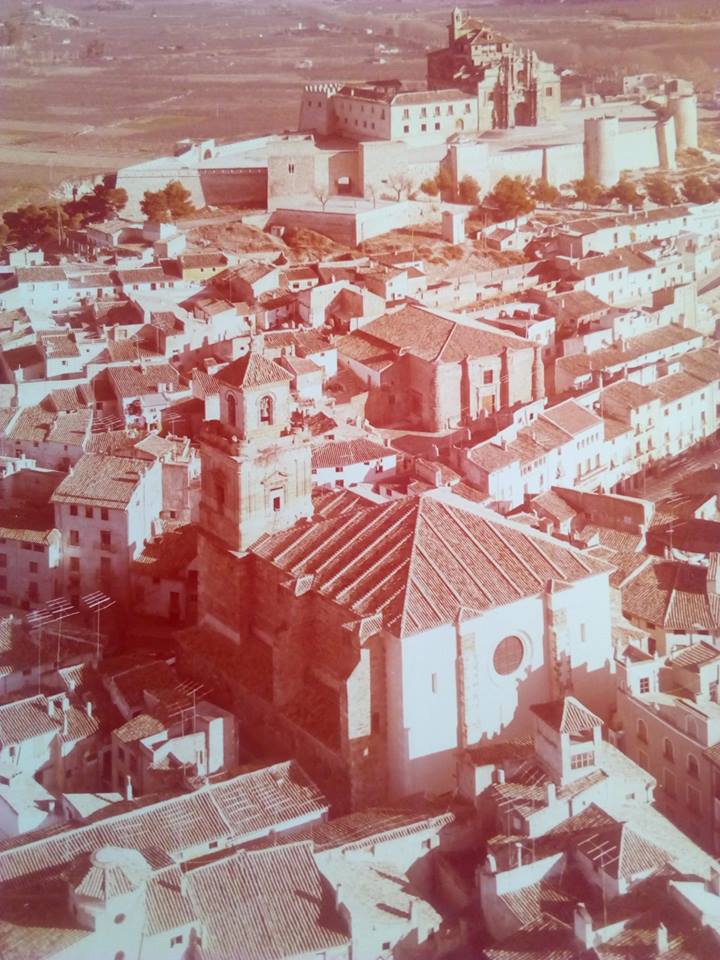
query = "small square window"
xmin=70 ymin=505 xmax=78 ymax=517
xmin=639 ymin=677 xmax=650 ymax=694
xmin=85 ymin=506 xmax=93 ymax=519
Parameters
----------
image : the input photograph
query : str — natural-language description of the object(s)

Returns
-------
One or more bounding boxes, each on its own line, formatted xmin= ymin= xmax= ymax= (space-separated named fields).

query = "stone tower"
xmin=199 ymin=352 xmax=312 ymax=553
xmin=196 ymin=352 xmax=313 ymax=638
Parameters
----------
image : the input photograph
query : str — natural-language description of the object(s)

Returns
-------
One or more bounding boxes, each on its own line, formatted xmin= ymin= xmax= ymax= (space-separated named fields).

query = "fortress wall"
xmin=268 ymin=202 xmax=430 ymax=247
xmin=268 ymin=208 xmax=359 ymax=246
xmin=488 ymin=147 xmax=545 ymax=185
xmin=299 ymin=86 xmax=337 ymax=137
xmin=543 ymin=143 xmax=584 ymax=186
xmin=116 ymin=169 xmax=207 ymax=218
xmin=616 ymin=125 xmax=660 ymax=173
xmin=199 ymin=168 xmax=268 ymax=208
xmin=359 ymin=140 xmax=419 ymax=197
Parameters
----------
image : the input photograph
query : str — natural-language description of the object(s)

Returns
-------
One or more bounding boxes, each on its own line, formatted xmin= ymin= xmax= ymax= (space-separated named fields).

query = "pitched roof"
xmin=530 ymin=697 xmax=602 ymax=736
xmin=575 ymin=821 xmax=669 ymax=879
xmin=254 ymin=491 xmax=610 ymax=639
xmin=184 ymin=842 xmax=348 ymax=960
xmin=311 ymin=438 xmax=395 ymax=470
xmin=0 ymin=761 xmax=326 ymax=884
xmin=113 ymin=713 xmax=167 ymax=743
xmin=622 ymin=560 xmax=720 ymax=632
xmin=338 ymin=304 xmax=527 ymax=367
xmin=51 ymin=454 xmax=149 ymax=509
xmin=216 ymin=352 xmax=293 ymax=391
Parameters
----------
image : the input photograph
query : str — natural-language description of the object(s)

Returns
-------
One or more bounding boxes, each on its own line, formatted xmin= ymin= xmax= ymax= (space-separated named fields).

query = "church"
xmin=186 ymin=352 xmax=616 ymax=810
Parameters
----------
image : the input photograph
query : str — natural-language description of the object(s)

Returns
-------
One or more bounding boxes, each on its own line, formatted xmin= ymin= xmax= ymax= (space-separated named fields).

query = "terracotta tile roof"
xmin=530 ymin=697 xmax=602 ymax=736
xmin=667 ymin=642 xmax=720 ymax=671
xmin=216 ymin=352 xmax=292 ymax=390
xmin=622 ymin=560 xmax=720 ymax=632
xmin=541 ymin=400 xmax=602 ymax=437
xmin=0 ymin=695 xmax=57 ymax=746
xmin=133 ymin=524 xmax=198 ymax=580
xmin=467 ymin=442 xmax=520 ymax=472
xmin=277 ymin=354 xmax=323 ymax=377
xmin=113 ymin=713 xmax=166 ymax=743
xmin=679 ymin=346 xmax=720 ymax=384
xmin=42 ymin=385 xmax=92 ymax=413
xmin=107 ymin=362 xmax=181 ymax=398
xmin=649 ymin=371 xmax=706 ymax=405
xmin=339 ymin=304 xmax=526 ymax=367
xmin=575 ymin=821 xmax=669 ymax=879
xmin=254 ymin=491 xmax=610 ymax=639
xmin=0 ymin=761 xmax=326 ymax=883
xmin=311 ymin=438 xmax=395 ymax=470
xmin=599 ymin=380 xmax=657 ymax=419
xmin=184 ymin=841 xmax=348 ymax=960
xmin=51 ymin=454 xmax=149 ymax=509
xmin=0 ymin=506 xmax=55 ymax=544
xmin=15 ymin=266 xmax=66 ymax=283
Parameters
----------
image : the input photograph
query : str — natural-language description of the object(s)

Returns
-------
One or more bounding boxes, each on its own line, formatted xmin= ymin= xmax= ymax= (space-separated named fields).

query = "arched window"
xmin=227 ymin=392 xmax=237 ymax=428
xmin=493 ymin=636 xmax=524 ymax=676
xmin=259 ymin=394 xmax=274 ymax=425
xmin=636 ymin=719 xmax=648 ymax=743
xmin=687 ymin=754 xmax=699 ymax=779
xmin=663 ymin=738 xmax=674 ymax=763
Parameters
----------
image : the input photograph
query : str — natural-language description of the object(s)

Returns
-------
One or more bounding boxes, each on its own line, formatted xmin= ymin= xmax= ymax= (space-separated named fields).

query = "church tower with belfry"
xmin=195 ymin=351 xmax=313 ymax=640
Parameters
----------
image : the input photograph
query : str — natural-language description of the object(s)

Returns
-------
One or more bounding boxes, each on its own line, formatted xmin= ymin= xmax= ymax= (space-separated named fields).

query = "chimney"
xmin=335 ymin=882 xmax=343 ymax=907
xmin=515 ymin=841 xmax=523 ymax=868
xmin=656 ymin=923 xmax=668 ymax=955
xmin=407 ymin=899 xmax=418 ymax=924
xmin=124 ymin=774 xmax=133 ymax=802
xmin=573 ymin=903 xmax=593 ymax=949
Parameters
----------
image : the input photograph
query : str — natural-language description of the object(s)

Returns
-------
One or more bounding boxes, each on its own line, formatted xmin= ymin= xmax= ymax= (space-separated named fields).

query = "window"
xmin=114 ymin=914 xmax=126 ymax=925
xmin=85 ymin=506 xmax=93 ymax=519
xmin=687 ymin=755 xmax=699 ymax=779
xmin=273 ymin=495 xmax=282 ymax=512
xmin=227 ymin=392 xmax=237 ymax=427
xmin=100 ymin=530 xmax=112 ymax=548
xmin=421 ymin=123 xmax=427 ymax=132
xmin=570 ymin=751 xmax=595 ymax=770
xmin=493 ymin=635 xmax=524 ymax=676
xmin=101 ymin=508 xmax=109 ymax=521
xmin=434 ymin=122 xmax=440 ymax=130
xmin=664 ymin=770 xmax=676 ymax=798
xmin=636 ymin=719 xmax=648 ymax=743
xmin=259 ymin=394 xmax=274 ymax=425
xmin=483 ymin=369 xmax=493 ymax=385
xmin=639 ymin=677 xmax=650 ymax=694
xmin=69 ymin=530 xmax=79 ymax=546
xmin=171 ymin=935 xmax=184 ymax=947
xmin=288 ymin=163 xmax=295 ymax=174
xmin=403 ymin=124 xmax=410 ymax=134
xmin=546 ymin=86 xmax=553 ymax=96
xmin=402 ymin=108 xmax=409 ymax=119
xmin=663 ymin=739 xmax=674 ymax=763
xmin=70 ymin=505 xmax=78 ymax=516
xmin=29 ymin=561 xmax=38 ymax=573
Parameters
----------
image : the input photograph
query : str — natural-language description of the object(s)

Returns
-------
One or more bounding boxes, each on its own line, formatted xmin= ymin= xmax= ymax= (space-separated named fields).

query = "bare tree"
xmin=366 ymin=183 xmax=379 ymax=208
xmin=386 ymin=171 xmax=414 ymax=202
xmin=313 ymin=186 xmax=329 ymax=211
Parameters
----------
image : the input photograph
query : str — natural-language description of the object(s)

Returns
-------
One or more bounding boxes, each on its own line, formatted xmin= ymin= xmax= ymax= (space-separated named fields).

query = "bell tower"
xmin=198 ymin=352 xmax=313 ymax=554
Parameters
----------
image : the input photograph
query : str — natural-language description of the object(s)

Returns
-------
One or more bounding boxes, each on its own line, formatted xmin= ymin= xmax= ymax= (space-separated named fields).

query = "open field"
xmin=0 ymin=0 xmax=719 ymax=212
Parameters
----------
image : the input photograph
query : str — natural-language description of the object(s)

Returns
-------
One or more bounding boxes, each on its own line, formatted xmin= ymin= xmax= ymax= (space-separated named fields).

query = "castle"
xmin=116 ymin=8 xmax=700 ymax=219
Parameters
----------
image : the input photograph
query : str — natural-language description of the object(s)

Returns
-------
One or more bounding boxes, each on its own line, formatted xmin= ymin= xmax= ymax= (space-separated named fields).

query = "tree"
xmin=386 ymin=171 xmax=414 ymax=202
xmin=420 ymin=178 xmax=439 ymax=197
xmin=163 ymin=180 xmax=195 ymax=218
xmin=533 ymin=178 xmax=560 ymax=206
xmin=313 ymin=186 xmax=329 ymax=211
xmin=435 ymin=166 xmax=453 ymax=193
xmin=140 ymin=180 xmax=195 ymax=222
xmin=610 ymin=177 xmax=645 ymax=210
xmin=643 ymin=174 xmax=678 ymax=207
xmin=458 ymin=175 xmax=480 ymax=205
xmin=2 ymin=203 xmax=78 ymax=249
xmin=572 ymin=176 xmax=604 ymax=208
xmin=487 ymin=176 xmax=536 ymax=223
xmin=140 ymin=190 xmax=172 ymax=224
xmin=681 ymin=175 xmax=715 ymax=205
